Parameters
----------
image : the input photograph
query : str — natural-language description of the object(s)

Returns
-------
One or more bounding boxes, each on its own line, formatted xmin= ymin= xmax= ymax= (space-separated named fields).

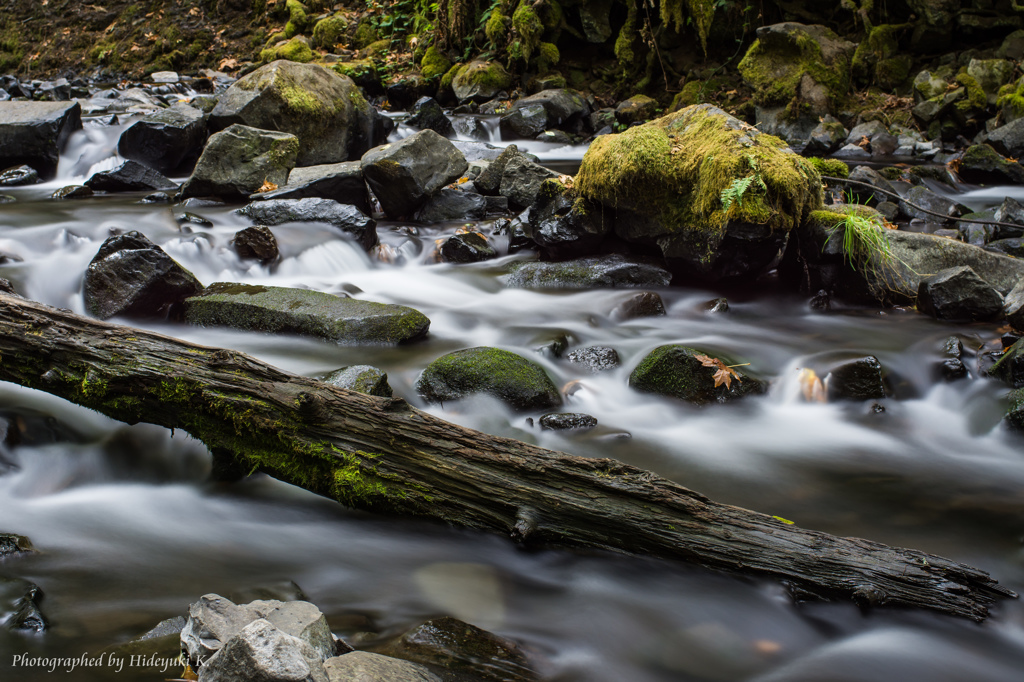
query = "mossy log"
xmin=0 ymin=293 xmax=1015 ymax=621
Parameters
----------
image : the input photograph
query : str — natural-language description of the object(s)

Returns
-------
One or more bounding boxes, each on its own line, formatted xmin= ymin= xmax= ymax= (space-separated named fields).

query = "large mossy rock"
xmin=83 ymin=231 xmax=203 ymax=321
xmin=452 ymin=61 xmax=513 ymax=102
xmin=574 ymin=104 xmax=821 ymax=282
xmin=180 ymin=124 xmax=299 ymax=200
xmin=0 ymin=101 xmax=82 ymax=179
xmin=184 ymin=283 xmax=430 ymax=345
xmin=360 ymin=130 xmax=468 ymax=218
xmin=116 ymin=103 xmax=207 ymax=174
xmin=210 ymin=60 xmax=380 ymax=166
xmin=415 ymin=347 xmax=561 ymax=411
xmin=737 ymin=23 xmax=856 ymax=142
xmin=629 ymin=345 xmax=765 ymax=406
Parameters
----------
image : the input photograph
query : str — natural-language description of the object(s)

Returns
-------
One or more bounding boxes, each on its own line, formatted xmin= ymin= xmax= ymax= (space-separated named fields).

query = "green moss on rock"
xmin=628 ymin=345 xmax=765 ymax=406
xmin=537 ymin=42 xmax=560 ymax=72
xmin=512 ymin=0 xmax=544 ymax=64
xmin=415 ymin=347 xmax=561 ymax=411
xmin=808 ymin=157 xmax=850 ymax=178
xmin=420 ymin=46 xmax=452 ymax=79
xmin=261 ymin=37 xmax=314 ymax=64
xmin=485 ymin=10 xmax=511 ymax=48
xmin=353 ymin=18 xmax=379 ymax=49
xmin=312 ymin=14 xmax=348 ymax=49
xmin=284 ymin=0 xmax=310 ymax=39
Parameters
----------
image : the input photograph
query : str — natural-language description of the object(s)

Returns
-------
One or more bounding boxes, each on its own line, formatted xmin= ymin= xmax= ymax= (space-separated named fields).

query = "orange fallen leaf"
xmin=694 ymin=353 xmax=743 ymax=389
xmin=797 ymin=368 xmax=826 ymax=403
xmin=257 ymin=179 xmax=278 ymax=193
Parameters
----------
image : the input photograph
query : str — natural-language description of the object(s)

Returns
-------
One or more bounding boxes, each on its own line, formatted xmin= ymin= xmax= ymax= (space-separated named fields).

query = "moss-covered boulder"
xmin=210 ymin=60 xmax=381 ymax=167
xmin=420 ymin=46 xmax=452 ymax=79
xmin=311 ymin=14 xmax=348 ymax=50
xmin=574 ymin=104 xmax=822 ymax=282
xmin=452 ymin=61 xmax=513 ymax=102
xmin=958 ymin=144 xmax=1024 ymax=185
xmin=628 ymin=345 xmax=765 ymax=406
xmin=323 ymin=365 xmax=392 ymax=397
xmin=260 ymin=37 xmax=314 ymax=64
xmin=851 ymin=24 xmax=911 ymax=90
xmin=415 ymin=347 xmax=561 ymax=411
xmin=737 ymin=23 xmax=856 ymax=141
xmin=1005 ymin=387 xmax=1024 ymax=431
xmin=967 ymin=58 xmax=1015 ymax=105
xmin=180 ymin=124 xmax=299 ymax=200
xmin=184 ymin=283 xmax=430 ymax=345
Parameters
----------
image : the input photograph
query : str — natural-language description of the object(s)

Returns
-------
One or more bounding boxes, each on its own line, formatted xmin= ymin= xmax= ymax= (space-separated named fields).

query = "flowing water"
xmin=0 ymin=120 xmax=1023 ymax=682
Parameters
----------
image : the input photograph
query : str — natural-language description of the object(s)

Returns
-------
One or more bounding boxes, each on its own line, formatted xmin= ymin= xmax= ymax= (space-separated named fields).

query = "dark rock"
xmin=804 ymin=117 xmax=847 ymax=156
xmin=994 ymin=197 xmax=1024 ymax=239
xmin=629 ymin=345 xmax=765 ymax=406
xmin=84 ymin=231 xmax=203 ymax=320
xmin=386 ymin=75 xmax=435 ymax=111
xmin=323 ymin=652 xmax=441 ymax=682
xmin=2 ymin=578 xmax=47 ymax=633
xmin=323 ymin=365 xmax=392 ymax=397
xmin=507 ymin=254 xmax=671 ymax=289
xmin=1005 ymin=387 xmax=1024 ymax=431
xmin=406 ymin=96 xmax=455 ymax=138
xmin=415 ymin=347 xmax=561 ymax=411
xmin=0 ymin=101 xmax=82 ymax=179
xmin=414 ymin=188 xmax=487 ymax=222
xmin=833 ymin=143 xmax=872 ymax=159
xmin=139 ymin=191 xmax=172 ymax=204
xmin=939 ymin=335 xmax=968 ymax=381
xmin=0 ymin=164 xmax=38 ymax=186
xmin=613 ymin=291 xmax=666 ymax=320
xmin=501 ymin=89 xmax=589 ymax=135
xmin=958 ymin=144 xmax=1024 ymax=185
xmin=847 ymin=165 xmax=896 ymax=202
xmin=871 ymin=133 xmax=899 ymax=156
xmin=210 ymin=60 xmax=381 ymax=166
xmin=899 ymin=185 xmax=965 ymax=221
xmin=438 ymin=231 xmax=496 ymax=263
xmin=238 ymin=198 xmax=377 ymax=250
xmin=957 ymin=209 xmax=997 ymax=245
xmin=539 ymin=412 xmax=598 ymax=430
xmin=615 ymin=95 xmax=658 ymax=125
xmin=536 ymin=129 xmax=573 ymax=145
xmin=377 ymin=616 xmax=537 ymax=682
xmin=180 ymin=124 xmax=299 ymax=200
xmin=989 ymin=337 xmax=1024 ymax=387
xmin=987 ymin=115 xmax=1024 ymax=158
xmin=52 ymin=185 xmax=93 ymax=199
xmin=704 ymin=297 xmax=730 ymax=313
xmin=525 ymin=179 xmax=606 ymax=259
xmin=499 ymin=103 xmax=548 ymax=139
xmin=176 ymin=212 xmax=213 ymax=228
xmin=1004 ymin=280 xmax=1024 ymax=331
xmin=0 ymin=533 xmax=34 ymax=557
xmin=360 ymin=130 xmax=468 ymax=218
xmin=985 ymin=238 xmax=1024 ymax=258
xmin=233 ymin=226 xmax=279 ymax=262
xmin=117 ymin=103 xmax=207 ymax=174
xmin=475 ymin=144 xmax=519 ymax=195
xmin=85 ymin=160 xmax=177 ymax=192
xmin=826 ymin=356 xmax=886 ymax=401
xmin=917 ymin=265 xmax=1004 ymax=322
xmin=565 ymin=346 xmax=620 ymax=373
xmin=197 ymin=619 xmax=329 ymax=682
xmin=256 ymin=161 xmax=371 ymax=214
xmin=484 ymin=195 xmax=510 ymax=216
xmin=185 ymin=283 xmax=429 ymax=345
xmin=499 ymin=155 xmax=559 ymax=209
xmin=875 ymin=201 xmax=899 ymax=222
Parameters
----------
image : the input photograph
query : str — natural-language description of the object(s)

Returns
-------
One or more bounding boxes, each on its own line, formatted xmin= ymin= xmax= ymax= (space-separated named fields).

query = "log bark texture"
xmin=0 ymin=292 xmax=1015 ymax=620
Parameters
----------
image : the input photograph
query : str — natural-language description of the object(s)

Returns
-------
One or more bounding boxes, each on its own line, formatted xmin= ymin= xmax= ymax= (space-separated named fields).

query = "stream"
xmin=0 ymin=115 xmax=1023 ymax=682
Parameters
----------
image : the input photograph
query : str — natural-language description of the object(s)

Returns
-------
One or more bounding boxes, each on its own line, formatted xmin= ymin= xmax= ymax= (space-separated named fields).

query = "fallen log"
xmin=0 ymin=292 xmax=1015 ymax=620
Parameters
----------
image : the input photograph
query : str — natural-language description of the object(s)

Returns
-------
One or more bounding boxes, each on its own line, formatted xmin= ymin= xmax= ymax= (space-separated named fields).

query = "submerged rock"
xmin=506 ymin=254 xmax=672 ymax=289
xmin=2 ymin=578 xmax=47 ymax=633
xmin=0 ymin=101 xmax=82 ymax=179
xmin=52 ymin=184 xmax=93 ymax=199
xmin=539 ymin=412 xmax=598 ymax=430
xmin=85 ymin=160 xmax=177 ymax=192
xmin=629 ymin=345 xmax=765 ymax=405
xmin=0 ymin=164 xmax=39 ymax=186
xmin=416 ymin=347 xmax=561 ymax=411
xmin=237 ymin=197 xmax=377 ymax=250
xmin=324 ymin=652 xmax=441 ymax=682
xmin=360 ymin=130 xmax=468 ymax=218
xmin=565 ymin=346 xmax=620 ymax=373
xmin=117 ymin=102 xmax=208 ymax=174
xmin=323 ymin=365 xmax=393 ymax=397
xmin=232 ymin=226 xmax=279 ymax=262
xmin=185 ymin=283 xmax=429 ymax=345
xmin=0 ymin=532 xmax=34 ymax=558
xmin=180 ymin=124 xmax=299 ymax=200
xmin=917 ymin=265 xmax=1004 ymax=322
xmin=84 ymin=231 xmax=203 ymax=320
xmin=613 ymin=291 xmax=666 ymax=320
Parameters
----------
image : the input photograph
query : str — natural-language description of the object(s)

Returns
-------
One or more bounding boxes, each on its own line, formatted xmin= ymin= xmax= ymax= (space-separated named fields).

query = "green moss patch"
xmin=415 ymin=347 xmax=561 ymax=411
xmin=628 ymin=344 xmax=765 ymax=406
xmin=420 ymin=46 xmax=452 ymax=79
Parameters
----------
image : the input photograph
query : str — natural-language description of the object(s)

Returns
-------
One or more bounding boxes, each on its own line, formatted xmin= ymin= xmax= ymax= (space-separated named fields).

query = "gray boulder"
xmin=629 ymin=345 xmax=766 ymax=406
xmin=804 ymin=116 xmax=847 ymax=156
xmin=184 ymin=283 xmax=429 ymax=345
xmin=0 ymin=101 xmax=82 ymax=179
xmin=83 ymin=231 xmax=203 ymax=320
xmin=180 ymin=124 xmax=299 ymax=200
xmin=899 ymin=185 xmax=965 ymax=221
xmin=323 ymin=365 xmax=392 ymax=397
xmin=252 ymin=162 xmax=370 ymax=214
xmin=500 ymin=89 xmax=590 ymax=136
xmin=117 ymin=103 xmax=207 ymax=173
xmin=507 ymin=255 xmax=672 ymax=289
xmin=323 ymin=652 xmax=440 ymax=682
xmin=360 ymin=130 xmax=468 ymax=218
xmin=499 ymin=155 xmax=559 ymax=209
xmin=917 ymin=266 xmax=1004 ymax=321
xmin=237 ymin=198 xmax=377 ymax=250
xmin=210 ymin=60 xmax=380 ymax=166
xmin=475 ymin=144 xmax=519 ymax=195
xmin=499 ymin=103 xmax=548 ymax=140
xmin=987 ymin=117 xmax=1024 ymax=158
xmin=416 ymin=347 xmax=561 ymax=411
xmin=84 ymin=160 xmax=177 ymax=192
xmin=414 ymin=188 xmax=487 ymax=222
xmin=197 ymin=619 xmax=328 ymax=682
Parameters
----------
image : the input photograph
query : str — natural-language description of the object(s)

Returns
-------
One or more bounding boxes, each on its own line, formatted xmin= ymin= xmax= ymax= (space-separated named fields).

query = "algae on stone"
xmin=629 ymin=344 xmax=765 ymax=406
xmin=415 ymin=347 xmax=561 ymax=411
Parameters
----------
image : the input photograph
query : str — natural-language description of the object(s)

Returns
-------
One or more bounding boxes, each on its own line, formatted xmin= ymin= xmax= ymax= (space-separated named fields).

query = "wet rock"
xmin=957 ymin=209 xmax=997 ymax=245
xmin=377 ymin=616 xmax=537 ymax=682
xmin=508 ymin=254 xmax=671 ymax=289
xmin=615 ymin=95 xmax=658 ymax=125
xmin=484 ymin=195 xmax=510 ymax=216
xmin=917 ymin=266 xmax=1003 ymax=322
xmin=452 ymin=115 xmax=489 ymax=141
xmin=1004 ymin=279 xmax=1024 ymax=331
xmin=323 ymin=652 xmax=440 ymax=682
xmin=985 ymin=238 xmax=1024 ymax=258
xmin=993 ymin=197 xmax=1024 ymax=239
xmin=406 ymin=96 xmax=455 ymax=138
xmin=84 ymin=231 xmax=203 ymax=320
xmin=826 ymin=356 xmax=886 ymax=401
xmin=185 ymin=283 xmax=429 ymax=345
xmin=987 ymin=117 xmax=1024 ymax=158
xmin=2 ymin=578 xmax=47 ymax=633
xmin=139 ymin=191 xmax=172 ymax=204
xmin=257 ymin=161 xmax=371 ymax=214
xmin=899 ymin=185 xmax=965 ymax=221
xmin=804 ymin=116 xmax=847 ymax=156
xmin=704 ymin=297 xmax=730 ymax=313
xmin=565 ymin=346 xmax=620 ymax=373
xmin=233 ymin=226 xmax=279 ymax=262
xmin=360 ymin=130 xmax=468 ymax=218
xmin=438 ymin=231 xmax=496 ymax=263
xmin=0 ymin=164 xmax=38 ymax=186
xmin=0 ymin=101 xmax=82 ymax=179
xmin=958 ymin=144 xmax=1024 ymax=185
xmin=180 ymin=124 xmax=299 ymax=200
xmin=85 ymin=159 xmax=177 ymax=192
xmin=323 ymin=365 xmax=392 ymax=397
xmin=0 ymin=532 xmax=34 ymax=558
xmin=51 ymin=184 xmax=93 ymax=199
xmin=451 ymin=61 xmax=513 ymax=103
xmin=415 ymin=347 xmax=561 ymax=411
xmin=939 ymin=336 xmax=969 ymax=381
xmin=539 ymin=412 xmax=598 ymax=430
xmin=498 ymin=155 xmax=559 ymax=209
xmin=1004 ymin=387 xmax=1024 ymax=431
xmin=613 ymin=291 xmax=666 ymax=320
xmin=501 ymin=89 xmax=590 ymax=136
xmin=107 ymin=616 xmax=187 ymax=661
xmin=499 ymin=103 xmax=548 ymax=139
xmin=210 ymin=60 xmax=381 ymax=166
xmin=989 ymin=337 xmax=1024 ymax=387
xmin=525 ymin=178 xmax=605 ymax=259
xmin=117 ymin=103 xmax=208 ymax=174
xmin=475 ymin=144 xmax=519 ymax=195
xmin=238 ymin=198 xmax=377 ymax=250
xmin=197 ymin=619 xmax=328 ymax=682
xmin=414 ymin=188 xmax=487 ymax=222
xmin=629 ymin=345 xmax=765 ymax=406
xmin=847 ymin=165 xmax=896 ymax=202
xmin=833 ymin=143 xmax=872 ymax=159
xmin=385 ymin=75 xmax=435 ymax=111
